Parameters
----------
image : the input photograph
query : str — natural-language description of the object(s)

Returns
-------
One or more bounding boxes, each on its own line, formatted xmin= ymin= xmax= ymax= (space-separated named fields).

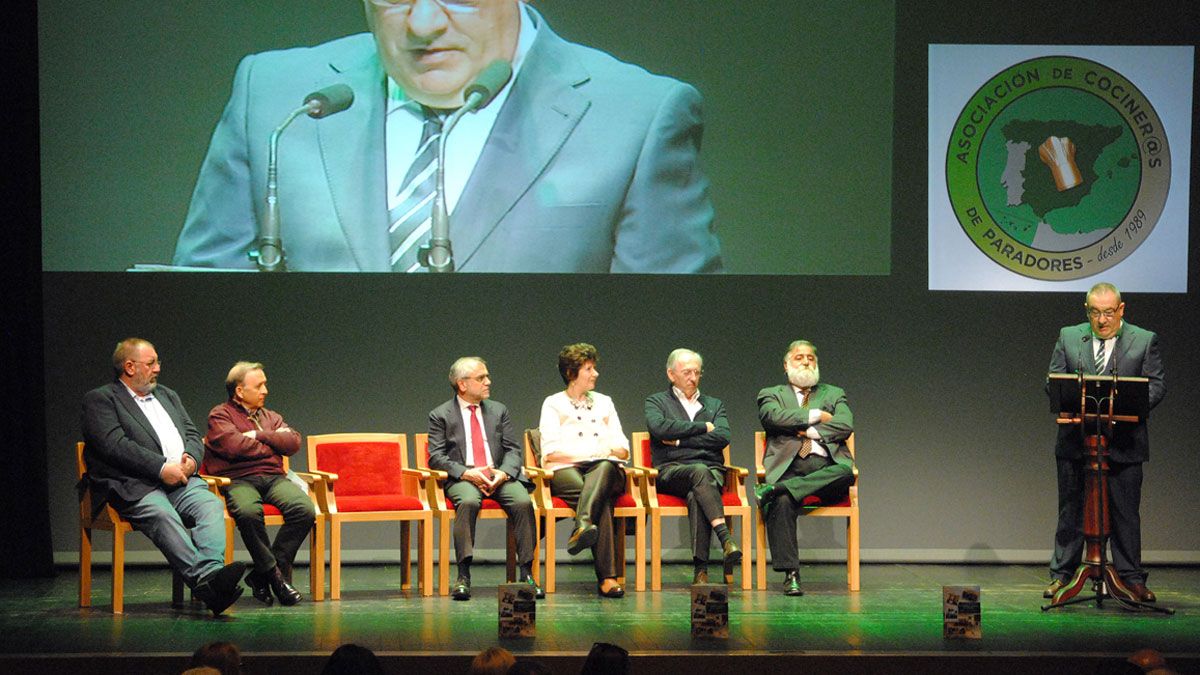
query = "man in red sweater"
xmin=205 ymin=361 xmax=314 ymax=605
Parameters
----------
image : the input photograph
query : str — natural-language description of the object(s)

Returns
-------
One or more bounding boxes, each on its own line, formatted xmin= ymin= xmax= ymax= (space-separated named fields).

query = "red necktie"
xmin=468 ymin=405 xmax=488 ymax=470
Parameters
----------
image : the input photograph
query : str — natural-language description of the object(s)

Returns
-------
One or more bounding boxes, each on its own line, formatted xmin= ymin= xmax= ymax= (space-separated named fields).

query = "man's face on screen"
xmin=366 ymin=0 xmax=521 ymax=108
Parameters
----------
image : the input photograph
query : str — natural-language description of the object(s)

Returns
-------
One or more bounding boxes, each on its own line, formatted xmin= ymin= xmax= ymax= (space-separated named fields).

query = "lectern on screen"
xmin=1047 ymin=374 xmax=1150 ymax=419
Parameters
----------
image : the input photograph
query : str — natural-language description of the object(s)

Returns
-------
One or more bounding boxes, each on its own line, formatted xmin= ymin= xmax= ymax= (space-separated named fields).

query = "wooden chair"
xmin=753 ymin=431 xmax=860 ymax=591
xmin=77 ymin=442 xmax=232 ymax=614
xmin=413 ymin=433 xmax=541 ymax=595
xmin=199 ymin=454 xmax=327 ymax=602
xmin=305 ymin=433 xmax=433 ymax=599
xmin=630 ymin=432 xmax=752 ymax=590
xmin=522 ymin=429 xmax=646 ymax=593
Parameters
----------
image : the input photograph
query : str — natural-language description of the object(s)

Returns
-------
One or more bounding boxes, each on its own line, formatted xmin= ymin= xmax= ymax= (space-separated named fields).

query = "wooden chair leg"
xmin=330 ymin=518 xmax=342 ymax=601
xmin=400 ymin=521 xmax=412 ymax=590
xmin=437 ymin=513 xmax=451 ymax=596
xmin=532 ymin=512 xmax=542 ymax=585
xmin=755 ymin=512 xmax=768 ymax=591
xmin=848 ymin=511 xmax=861 ymax=592
xmin=310 ymin=515 xmax=325 ymax=602
xmin=740 ymin=512 xmax=753 ymax=590
xmin=224 ymin=517 xmax=235 ymax=564
xmin=112 ymin=527 xmax=125 ymax=614
xmin=79 ymin=527 xmax=93 ymax=608
xmin=633 ymin=514 xmax=645 ymax=592
xmin=420 ymin=519 xmax=433 ymax=597
xmin=650 ymin=512 xmax=662 ymax=591
xmin=544 ymin=514 xmax=556 ymax=594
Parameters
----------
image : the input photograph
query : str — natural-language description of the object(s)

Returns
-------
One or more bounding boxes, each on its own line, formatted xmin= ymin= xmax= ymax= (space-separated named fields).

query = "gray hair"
xmin=1086 ymin=282 xmax=1122 ymax=305
xmin=225 ymin=361 xmax=264 ymax=398
xmin=448 ymin=357 xmax=486 ymax=390
xmin=666 ymin=348 xmax=703 ymax=371
xmin=784 ymin=340 xmax=818 ymax=361
xmin=111 ymin=337 xmax=153 ymax=377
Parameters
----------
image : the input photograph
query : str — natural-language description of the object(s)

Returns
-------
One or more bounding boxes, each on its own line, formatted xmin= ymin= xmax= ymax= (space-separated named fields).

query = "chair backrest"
xmin=754 ymin=431 xmax=856 ymax=470
xmin=413 ymin=433 xmax=430 ymax=470
xmin=523 ymin=428 xmax=543 ymax=469
xmin=307 ymin=433 xmax=411 ymax=497
xmin=632 ymin=432 xmax=651 ymax=469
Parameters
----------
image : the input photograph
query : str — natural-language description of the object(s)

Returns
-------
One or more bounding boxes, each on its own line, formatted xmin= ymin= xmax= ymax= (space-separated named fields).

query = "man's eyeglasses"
xmin=367 ymin=0 xmax=481 ymax=13
xmin=1086 ymin=307 xmax=1119 ymax=319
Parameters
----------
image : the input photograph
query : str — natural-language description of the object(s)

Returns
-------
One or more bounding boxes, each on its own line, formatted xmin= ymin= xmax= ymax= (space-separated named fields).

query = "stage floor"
xmin=2 ymin=563 xmax=1197 ymax=673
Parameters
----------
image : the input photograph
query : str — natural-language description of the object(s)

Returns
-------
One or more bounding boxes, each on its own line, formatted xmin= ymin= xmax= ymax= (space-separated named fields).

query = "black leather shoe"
xmin=1043 ymin=578 xmax=1065 ymax=599
xmin=196 ymin=561 xmax=247 ymax=616
xmin=452 ymin=576 xmax=471 ymax=601
xmin=783 ymin=570 xmax=804 ymax=597
xmin=567 ymin=523 xmax=599 ymax=555
xmin=269 ymin=566 xmax=303 ymax=606
xmin=722 ymin=540 xmax=742 ymax=570
xmin=754 ymin=483 xmax=776 ymax=520
xmin=521 ymin=572 xmax=546 ymax=599
xmin=597 ymin=580 xmax=625 ymax=598
xmin=692 ymin=569 xmax=709 ymax=585
xmin=245 ymin=569 xmax=274 ymax=605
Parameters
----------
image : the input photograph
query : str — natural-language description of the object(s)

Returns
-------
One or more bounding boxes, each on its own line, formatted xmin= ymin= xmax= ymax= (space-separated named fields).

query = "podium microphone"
xmin=254 ymin=84 xmax=355 ymax=272
xmin=421 ymin=60 xmax=513 ymax=273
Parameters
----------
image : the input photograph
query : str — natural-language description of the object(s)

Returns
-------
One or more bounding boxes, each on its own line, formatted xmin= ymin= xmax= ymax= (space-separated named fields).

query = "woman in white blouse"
xmin=538 ymin=343 xmax=630 ymax=598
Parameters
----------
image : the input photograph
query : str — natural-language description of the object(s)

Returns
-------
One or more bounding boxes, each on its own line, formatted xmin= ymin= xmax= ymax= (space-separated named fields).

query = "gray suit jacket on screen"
xmin=173 ymin=8 xmax=721 ymax=273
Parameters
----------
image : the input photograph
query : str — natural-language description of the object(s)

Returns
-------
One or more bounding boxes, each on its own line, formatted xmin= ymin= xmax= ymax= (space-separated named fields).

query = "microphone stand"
xmin=253 ymin=107 xmax=310 ymax=272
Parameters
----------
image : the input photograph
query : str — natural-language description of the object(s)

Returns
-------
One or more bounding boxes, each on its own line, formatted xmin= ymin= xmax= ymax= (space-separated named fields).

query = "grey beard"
xmin=787 ymin=365 xmax=819 ymax=389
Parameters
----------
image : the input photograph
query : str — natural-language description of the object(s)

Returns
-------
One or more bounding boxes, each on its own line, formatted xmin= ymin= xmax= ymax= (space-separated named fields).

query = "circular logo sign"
xmin=945 ymin=55 xmax=1170 ymax=280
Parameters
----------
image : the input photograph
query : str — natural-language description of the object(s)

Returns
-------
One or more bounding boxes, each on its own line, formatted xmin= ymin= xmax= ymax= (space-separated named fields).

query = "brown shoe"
xmin=1125 ymin=582 xmax=1157 ymax=603
xmin=1043 ymin=578 xmax=1065 ymax=599
xmin=692 ymin=569 xmax=709 ymax=585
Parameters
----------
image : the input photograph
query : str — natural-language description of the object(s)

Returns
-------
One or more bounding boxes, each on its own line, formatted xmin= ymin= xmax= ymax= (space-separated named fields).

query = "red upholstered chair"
xmin=77 ymin=442 xmax=232 ymax=614
xmin=305 ymin=433 xmax=433 ymax=599
xmin=413 ymin=433 xmax=540 ymax=595
xmin=199 ymin=454 xmax=327 ymax=601
xmin=522 ymin=429 xmax=646 ymax=593
xmin=753 ymin=431 xmax=860 ymax=591
xmin=630 ymin=432 xmax=752 ymax=590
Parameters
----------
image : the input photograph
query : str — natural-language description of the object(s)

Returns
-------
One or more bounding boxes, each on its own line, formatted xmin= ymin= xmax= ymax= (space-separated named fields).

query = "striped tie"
xmin=1094 ymin=338 xmax=1106 ymax=374
xmin=798 ymin=388 xmax=813 ymax=459
xmin=388 ymin=107 xmax=443 ymax=272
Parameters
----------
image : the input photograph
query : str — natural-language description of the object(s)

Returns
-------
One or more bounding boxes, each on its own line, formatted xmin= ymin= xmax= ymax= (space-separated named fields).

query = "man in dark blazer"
xmin=644 ymin=348 xmax=740 ymax=584
xmin=173 ymin=1 xmax=720 ymax=273
xmin=427 ymin=357 xmax=540 ymax=600
xmin=755 ymin=340 xmax=856 ymax=596
xmin=1044 ymin=282 xmax=1165 ymax=603
xmin=80 ymin=338 xmax=245 ymax=616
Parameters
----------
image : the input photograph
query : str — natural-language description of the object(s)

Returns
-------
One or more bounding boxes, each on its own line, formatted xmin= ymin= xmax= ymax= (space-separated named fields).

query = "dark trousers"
xmin=1050 ymin=457 xmax=1145 ymax=584
xmin=765 ymin=452 xmax=855 ymax=572
xmin=444 ymin=478 xmax=536 ymax=568
xmin=657 ymin=463 xmax=726 ymax=563
xmin=550 ymin=460 xmax=625 ymax=580
xmin=224 ymin=474 xmax=316 ymax=578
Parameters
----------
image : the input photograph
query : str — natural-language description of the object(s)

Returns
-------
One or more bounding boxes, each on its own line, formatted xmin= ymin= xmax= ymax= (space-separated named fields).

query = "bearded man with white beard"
xmin=755 ymin=340 xmax=856 ymax=596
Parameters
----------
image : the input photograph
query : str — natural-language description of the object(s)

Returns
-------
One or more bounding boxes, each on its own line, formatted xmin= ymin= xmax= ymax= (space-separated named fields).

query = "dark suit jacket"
xmin=1047 ymin=321 xmax=1165 ymax=463
xmin=644 ymin=388 xmax=730 ymax=469
xmin=81 ymin=382 xmax=204 ymax=504
xmin=173 ymin=7 xmax=720 ymax=273
xmin=757 ymin=383 xmax=855 ymax=484
xmin=427 ymin=398 xmax=529 ymax=486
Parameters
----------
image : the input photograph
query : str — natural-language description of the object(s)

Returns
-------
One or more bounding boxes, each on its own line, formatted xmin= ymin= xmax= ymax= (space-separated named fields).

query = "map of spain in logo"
xmin=946 ymin=55 xmax=1170 ymax=281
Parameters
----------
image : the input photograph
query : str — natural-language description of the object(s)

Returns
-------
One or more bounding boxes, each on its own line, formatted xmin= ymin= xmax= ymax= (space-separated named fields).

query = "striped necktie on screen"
xmin=1094 ymin=338 xmax=1106 ymax=374
xmin=388 ymin=107 xmax=444 ymax=273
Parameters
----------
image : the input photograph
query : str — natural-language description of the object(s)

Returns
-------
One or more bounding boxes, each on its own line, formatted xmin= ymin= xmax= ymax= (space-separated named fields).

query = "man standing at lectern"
xmin=1045 ymin=282 xmax=1165 ymax=602
xmin=173 ymin=0 xmax=721 ymax=272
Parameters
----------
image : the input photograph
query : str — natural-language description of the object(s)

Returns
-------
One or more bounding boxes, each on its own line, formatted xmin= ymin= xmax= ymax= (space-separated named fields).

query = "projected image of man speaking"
xmin=173 ymin=0 xmax=722 ymax=273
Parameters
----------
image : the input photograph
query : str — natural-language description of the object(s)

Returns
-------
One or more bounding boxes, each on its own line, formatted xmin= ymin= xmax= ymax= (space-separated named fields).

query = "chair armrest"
xmin=199 ymin=474 xmax=231 ymax=488
xmin=723 ymin=464 xmax=749 ymax=478
xmin=307 ymin=469 xmax=339 ymax=483
xmin=401 ymin=467 xmax=432 ymax=479
xmin=290 ymin=471 xmax=324 ymax=485
xmin=755 ymin=468 xmax=766 ymax=482
xmin=524 ymin=466 xmax=554 ymax=479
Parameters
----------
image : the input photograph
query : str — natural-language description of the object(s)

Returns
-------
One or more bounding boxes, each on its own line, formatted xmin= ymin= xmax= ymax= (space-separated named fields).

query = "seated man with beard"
xmin=755 ymin=340 xmax=856 ymax=596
